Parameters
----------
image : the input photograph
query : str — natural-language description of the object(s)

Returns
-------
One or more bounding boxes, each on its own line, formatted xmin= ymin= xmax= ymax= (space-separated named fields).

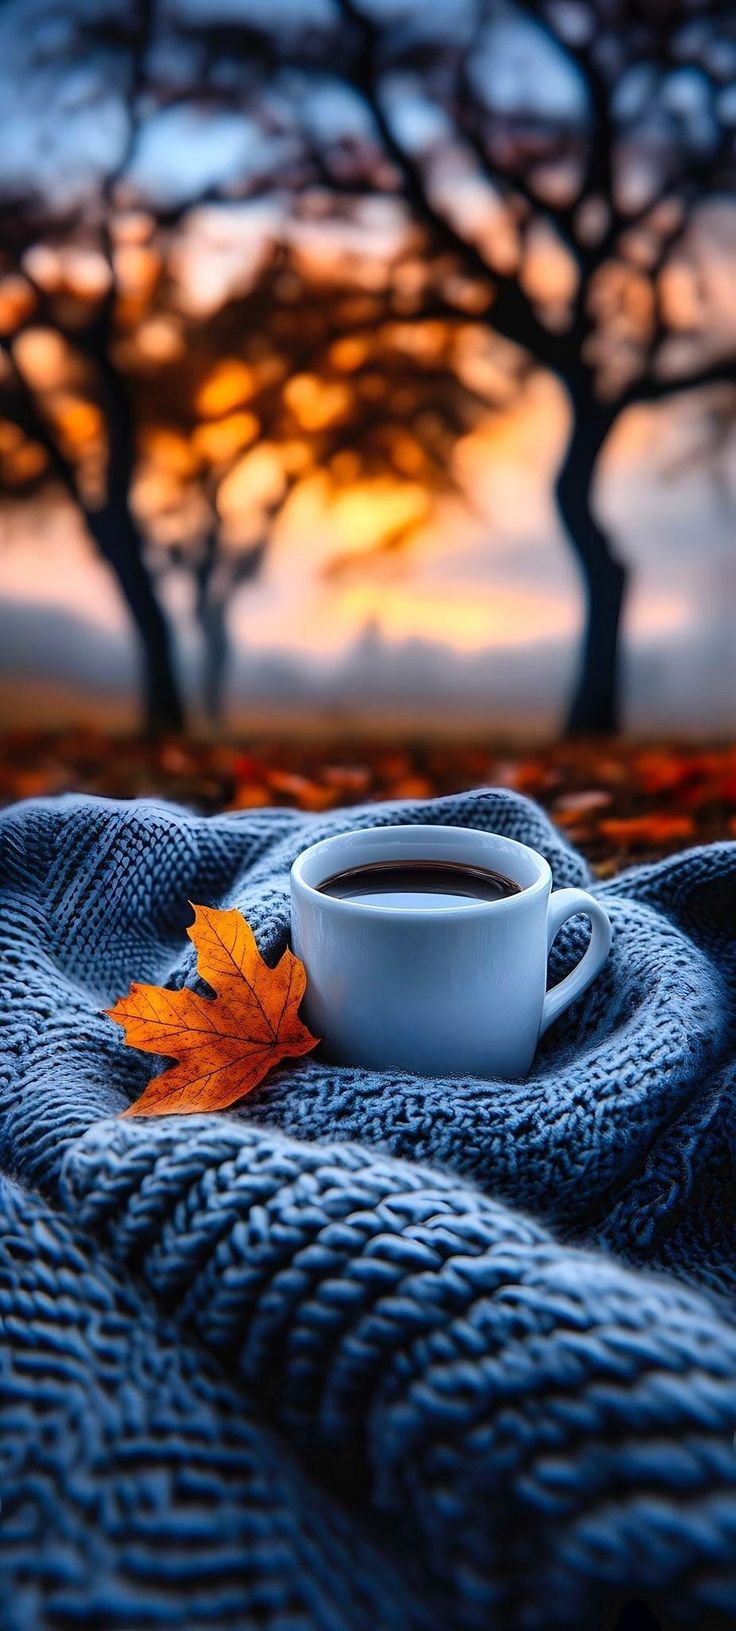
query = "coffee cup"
xmin=290 ymin=824 xmax=611 ymax=1078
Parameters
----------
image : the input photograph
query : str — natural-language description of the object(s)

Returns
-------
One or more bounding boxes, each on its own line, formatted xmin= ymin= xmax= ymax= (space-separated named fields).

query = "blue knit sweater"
xmin=0 ymin=789 xmax=734 ymax=1630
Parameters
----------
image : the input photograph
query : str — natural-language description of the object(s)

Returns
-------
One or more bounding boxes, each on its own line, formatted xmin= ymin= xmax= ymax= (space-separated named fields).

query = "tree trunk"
xmin=555 ymin=391 xmax=626 ymax=735
xmin=88 ymin=502 xmax=184 ymax=734
xmin=3 ymin=338 xmax=184 ymax=735
xmin=93 ymin=346 xmax=185 ymax=735
xmin=194 ymin=534 xmax=268 ymax=725
xmin=196 ymin=583 xmax=229 ymax=726
xmin=194 ymin=535 xmax=229 ymax=725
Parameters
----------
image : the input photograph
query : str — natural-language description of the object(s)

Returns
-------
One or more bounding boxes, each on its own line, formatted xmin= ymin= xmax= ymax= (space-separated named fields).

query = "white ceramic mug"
xmin=290 ymin=824 xmax=612 ymax=1079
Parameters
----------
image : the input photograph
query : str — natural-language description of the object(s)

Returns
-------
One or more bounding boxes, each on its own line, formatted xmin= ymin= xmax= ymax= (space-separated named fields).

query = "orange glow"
xmin=19 ymin=244 xmax=110 ymax=307
xmin=356 ymin=372 xmax=387 ymax=403
xmin=453 ymin=326 xmax=517 ymax=401
xmin=472 ymin=199 xmax=520 ymax=276
xmin=135 ymin=317 xmax=184 ymax=363
xmin=391 ymin=259 xmax=425 ymax=301
xmin=330 ymin=450 xmax=361 ymax=484
xmin=13 ymin=328 xmax=69 ymax=389
xmin=328 ymin=478 xmax=428 ymax=556
xmin=52 ymin=394 xmax=102 ymax=450
xmin=521 ymin=227 xmax=577 ymax=307
xmin=279 ymin=440 xmax=313 ymax=476
xmin=253 ymin=353 xmax=286 ymax=389
xmin=132 ymin=464 xmax=184 ymax=515
xmin=383 ymin=321 xmax=447 ymax=359
xmin=442 ymin=275 xmax=492 ymax=314
xmin=4 ymin=442 xmax=47 ymax=483
xmin=148 ymin=487 xmax=212 ymax=548
xmin=61 ymin=248 xmax=110 ymax=299
xmin=114 ymin=212 xmax=156 ymax=246
xmin=452 ymin=377 xmax=566 ymax=491
xmin=328 ymin=581 xmax=575 ymax=653
xmin=659 ymin=261 xmax=701 ymax=331
xmin=113 ymin=245 xmax=160 ymax=299
xmin=0 ymin=421 xmax=23 ymax=454
xmin=390 ymin=431 xmax=426 ymax=475
xmin=328 ymin=335 xmax=370 ymax=371
xmin=196 ymin=359 xmax=257 ymax=417
xmin=1 ymin=198 xmax=719 ymax=743
xmin=22 ymin=245 xmax=63 ymax=292
xmin=193 ymin=412 xmax=260 ymax=465
xmin=0 ymin=276 xmax=36 ymax=336
xmin=283 ymin=373 xmax=350 ymax=430
xmin=217 ymin=444 xmax=286 ymax=518
xmin=591 ymin=263 xmax=654 ymax=337
xmin=143 ymin=428 xmax=196 ymax=477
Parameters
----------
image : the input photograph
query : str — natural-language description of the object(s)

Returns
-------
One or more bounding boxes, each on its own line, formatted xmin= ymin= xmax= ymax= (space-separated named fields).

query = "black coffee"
xmin=318 ymin=859 xmax=521 ymax=909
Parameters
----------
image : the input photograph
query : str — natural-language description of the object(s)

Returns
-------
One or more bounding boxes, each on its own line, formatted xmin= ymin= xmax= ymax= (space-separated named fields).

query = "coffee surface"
xmin=318 ymin=858 xmax=521 ymax=910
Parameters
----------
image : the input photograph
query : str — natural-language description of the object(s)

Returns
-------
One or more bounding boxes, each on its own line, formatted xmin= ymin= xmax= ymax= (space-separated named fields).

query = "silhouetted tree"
xmin=214 ymin=0 xmax=736 ymax=731
xmin=3 ymin=0 xmax=735 ymax=733
xmin=338 ymin=0 xmax=736 ymax=730
xmin=1 ymin=0 xmax=515 ymax=727
xmin=0 ymin=2 xmax=186 ymax=732
xmin=135 ymin=246 xmax=506 ymax=720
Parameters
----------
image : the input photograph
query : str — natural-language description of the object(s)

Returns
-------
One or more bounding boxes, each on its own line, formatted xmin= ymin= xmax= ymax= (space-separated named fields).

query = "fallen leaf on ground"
xmin=598 ymin=813 xmax=695 ymax=847
xmin=4 ymin=733 xmax=735 ymax=869
xmin=107 ymin=903 xmax=318 ymax=1117
xmin=632 ymin=749 xmax=694 ymax=795
xmin=552 ymin=789 xmax=613 ymax=826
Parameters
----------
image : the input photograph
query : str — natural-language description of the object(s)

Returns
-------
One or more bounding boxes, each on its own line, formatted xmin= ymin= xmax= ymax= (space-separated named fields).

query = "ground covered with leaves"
xmin=1 ymin=732 xmax=735 ymax=876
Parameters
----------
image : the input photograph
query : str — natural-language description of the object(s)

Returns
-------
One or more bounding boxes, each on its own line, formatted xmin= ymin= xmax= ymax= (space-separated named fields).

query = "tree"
xmin=0 ymin=0 xmax=513 ymax=729
xmin=349 ymin=0 xmax=736 ymax=730
xmin=3 ymin=0 xmax=735 ymax=734
xmin=134 ymin=242 xmax=510 ymax=720
xmin=0 ymin=2 xmax=187 ymax=732
xmin=219 ymin=0 xmax=736 ymax=732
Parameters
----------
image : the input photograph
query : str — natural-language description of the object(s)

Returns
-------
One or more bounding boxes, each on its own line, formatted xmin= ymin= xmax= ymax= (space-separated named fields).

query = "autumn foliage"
xmin=2 ymin=733 xmax=735 ymax=879
xmin=108 ymin=903 xmax=317 ymax=1116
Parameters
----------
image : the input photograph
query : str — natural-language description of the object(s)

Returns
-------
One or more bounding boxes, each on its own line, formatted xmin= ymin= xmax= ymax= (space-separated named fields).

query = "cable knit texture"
xmin=0 ymin=789 xmax=735 ymax=1630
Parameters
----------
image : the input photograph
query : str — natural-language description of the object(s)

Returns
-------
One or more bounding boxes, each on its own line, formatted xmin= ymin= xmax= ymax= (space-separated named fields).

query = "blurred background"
xmin=0 ymin=0 xmax=735 ymax=854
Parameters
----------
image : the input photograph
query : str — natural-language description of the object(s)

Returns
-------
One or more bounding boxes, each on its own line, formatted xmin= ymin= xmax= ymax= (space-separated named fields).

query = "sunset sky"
xmin=2 ymin=374 xmax=733 ymax=733
xmin=1 ymin=0 xmax=735 ymax=735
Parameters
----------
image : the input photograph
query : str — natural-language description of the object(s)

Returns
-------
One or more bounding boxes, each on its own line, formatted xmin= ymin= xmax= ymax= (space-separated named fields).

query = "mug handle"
xmin=540 ymin=888 xmax=612 ymax=1036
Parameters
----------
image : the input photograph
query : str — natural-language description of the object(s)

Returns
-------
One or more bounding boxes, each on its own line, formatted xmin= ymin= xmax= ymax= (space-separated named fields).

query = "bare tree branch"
xmin=331 ymin=0 xmax=567 ymax=375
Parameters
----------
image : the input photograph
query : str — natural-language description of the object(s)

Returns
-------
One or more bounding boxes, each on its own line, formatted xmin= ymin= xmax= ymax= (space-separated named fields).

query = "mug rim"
xmin=290 ymin=824 xmax=552 ymax=922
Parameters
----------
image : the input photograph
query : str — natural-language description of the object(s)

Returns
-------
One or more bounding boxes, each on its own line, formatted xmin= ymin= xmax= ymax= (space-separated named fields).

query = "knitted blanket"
xmin=0 ymin=788 xmax=734 ymax=1631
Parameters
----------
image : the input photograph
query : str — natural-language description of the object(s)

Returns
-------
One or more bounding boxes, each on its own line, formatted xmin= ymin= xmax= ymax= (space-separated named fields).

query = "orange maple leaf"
xmin=107 ymin=903 xmax=318 ymax=1117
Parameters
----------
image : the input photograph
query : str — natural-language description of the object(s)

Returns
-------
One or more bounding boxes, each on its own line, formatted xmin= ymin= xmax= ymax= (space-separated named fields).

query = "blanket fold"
xmin=1 ymin=788 xmax=735 ymax=1630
